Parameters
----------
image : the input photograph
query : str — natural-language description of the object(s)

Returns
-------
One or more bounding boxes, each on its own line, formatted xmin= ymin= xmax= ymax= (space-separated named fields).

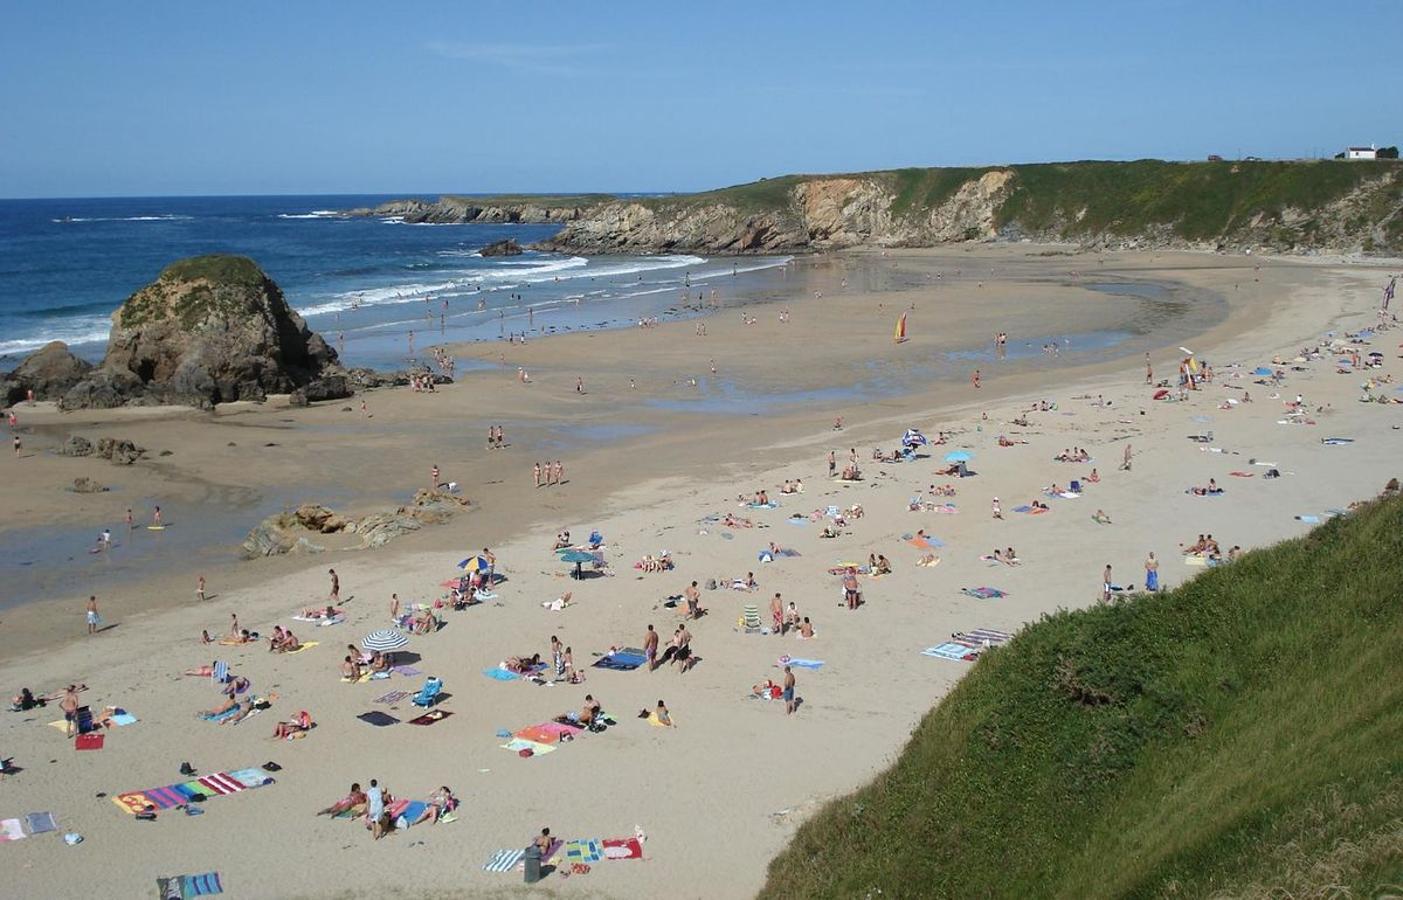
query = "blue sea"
xmin=0 ymin=195 xmax=792 ymax=370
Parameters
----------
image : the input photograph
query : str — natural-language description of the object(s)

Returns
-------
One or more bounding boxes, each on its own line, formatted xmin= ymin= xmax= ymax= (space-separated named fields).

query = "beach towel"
xmin=515 ymin=724 xmax=560 ymax=744
xmin=500 ymin=737 xmax=555 ymax=757
xmin=602 ymin=837 xmax=644 ymax=860
xmin=1012 ymin=505 xmax=1032 ymax=513
xmin=75 ymin=732 xmax=104 ymax=751
xmin=391 ymin=665 xmax=422 ymax=677
xmin=200 ymin=707 xmax=241 ymax=723
xmin=922 ymin=642 xmax=980 ymax=661
xmin=0 ymin=819 xmax=24 ymax=842
xmin=409 ymin=710 xmax=453 ymax=726
xmin=356 ymin=711 xmax=399 ymax=727
xmin=156 ymin=872 xmax=223 ymax=899
xmin=777 ymin=657 xmax=825 ymax=669
xmin=111 ymin=712 xmax=138 ymax=726
xmin=283 ymin=641 xmax=319 ymax=654
xmin=1295 ymin=515 xmax=1322 ymax=524
xmin=958 ymin=628 xmax=1014 ymax=644
xmin=1321 ymin=437 xmax=1354 ymax=445
xmin=592 ymin=650 xmax=646 ymax=671
xmin=538 ymin=721 xmax=583 ymax=739
xmin=212 ymin=661 xmax=228 ymax=683
xmin=374 ymin=690 xmax=410 ymax=705
xmin=961 ymin=587 xmax=1007 ymax=600
xmin=565 ymin=838 xmax=605 ymax=864
xmin=24 ymin=812 xmax=57 ymax=835
xmin=482 ymin=848 xmax=526 ymax=873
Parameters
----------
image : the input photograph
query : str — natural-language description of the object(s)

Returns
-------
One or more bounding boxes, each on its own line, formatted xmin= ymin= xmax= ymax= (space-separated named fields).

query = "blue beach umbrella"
xmin=943 ymin=450 xmax=972 ymax=463
xmin=1252 ymin=367 xmax=1273 ymax=377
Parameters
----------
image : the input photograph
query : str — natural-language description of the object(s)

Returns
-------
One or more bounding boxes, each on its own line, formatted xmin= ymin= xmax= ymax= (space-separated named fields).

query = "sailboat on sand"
xmin=894 ymin=311 xmax=908 ymax=344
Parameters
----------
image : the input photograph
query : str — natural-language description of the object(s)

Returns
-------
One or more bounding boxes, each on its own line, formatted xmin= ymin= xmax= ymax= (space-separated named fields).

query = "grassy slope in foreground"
xmin=762 ymin=497 xmax=1403 ymax=899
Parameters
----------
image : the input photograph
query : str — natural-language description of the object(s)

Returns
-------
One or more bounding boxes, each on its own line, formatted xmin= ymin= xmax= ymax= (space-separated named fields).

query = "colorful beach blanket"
xmin=0 ymin=819 xmax=24 ymax=842
xmin=592 ymin=649 xmax=647 ymax=671
xmin=409 ymin=710 xmax=453 ymax=726
xmin=961 ymin=587 xmax=1007 ymax=599
xmin=501 ymin=737 xmax=556 ymax=757
xmin=564 ymin=838 xmax=604 ymax=864
xmin=922 ymin=642 xmax=982 ymax=660
xmin=602 ymin=837 xmax=645 ymax=860
xmin=113 ymin=768 xmax=272 ymax=814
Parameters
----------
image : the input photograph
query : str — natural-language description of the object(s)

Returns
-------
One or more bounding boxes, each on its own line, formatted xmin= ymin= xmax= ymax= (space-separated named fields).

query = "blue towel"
xmin=783 ymin=658 xmax=825 ymax=669
xmin=482 ymin=667 xmax=519 ymax=681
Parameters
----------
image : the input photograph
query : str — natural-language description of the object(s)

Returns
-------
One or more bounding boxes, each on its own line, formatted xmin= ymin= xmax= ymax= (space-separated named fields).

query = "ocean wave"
xmin=51 ymin=214 xmax=194 ymax=223
xmin=277 ymin=210 xmax=345 ymax=219
xmin=0 ymin=319 xmax=111 ymax=357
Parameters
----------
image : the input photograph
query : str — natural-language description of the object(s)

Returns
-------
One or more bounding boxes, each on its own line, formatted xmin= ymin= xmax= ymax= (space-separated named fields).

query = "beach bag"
xmin=705 ymin=578 xmax=717 ymax=590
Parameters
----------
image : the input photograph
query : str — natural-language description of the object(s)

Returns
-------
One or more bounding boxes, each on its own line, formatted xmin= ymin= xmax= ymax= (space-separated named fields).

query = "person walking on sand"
xmin=972 ymin=369 xmax=981 ymax=389
xmin=783 ymin=665 xmax=797 ymax=715
xmin=1145 ymin=353 xmax=1153 ymax=385
xmin=828 ymin=450 xmax=836 ymax=477
xmin=575 ymin=377 xmax=584 ymax=394
xmin=196 ymin=575 xmax=206 ymax=602
xmin=770 ymin=592 xmax=784 ymax=634
xmin=1145 ymin=552 xmax=1160 ymax=592
xmin=11 ymin=434 xmax=19 ymax=457
xmin=1102 ymin=564 xmax=1114 ymax=603
xmin=328 ymin=568 xmax=340 ymax=603
xmin=1121 ymin=443 xmax=1132 ymax=471
xmin=992 ymin=497 xmax=1002 ymax=520
xmin=86 ymin=595 xmax=100 ymax=635
xmin=554 ymin=460 xmax=564 ymax=486
xmin=533 ymin=462 xmax=542 ymax=488
xmin=430 ymin=464 xmax=439 ymax=488
xmin=153 ymin=506 xmax=162 ymax=526
xmin=125 ymin=508 xmax=134 ymax=528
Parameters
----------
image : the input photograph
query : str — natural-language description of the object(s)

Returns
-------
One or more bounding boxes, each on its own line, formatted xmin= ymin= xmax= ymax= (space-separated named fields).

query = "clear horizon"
xmin=2 ymin=0 xmax=1398 ymax=198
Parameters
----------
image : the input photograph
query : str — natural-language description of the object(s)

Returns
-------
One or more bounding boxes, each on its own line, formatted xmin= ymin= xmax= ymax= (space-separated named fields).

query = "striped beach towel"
xmin=565 ymin=838 xmax=604 ymax=863
xmin=482 ymin=848 xmax=525 ymax=872
xmin=156 ymin=872 xmax=223 ymax=898
xmin=211 ymin=661 xmax=228 ymax=684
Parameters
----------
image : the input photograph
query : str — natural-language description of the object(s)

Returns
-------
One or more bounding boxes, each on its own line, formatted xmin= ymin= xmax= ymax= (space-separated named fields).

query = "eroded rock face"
xmin=62 ymin=255 xmax=343 ymax=410
xmin=71 ymin=476 xmax=108 ymax=493
xmin=95 ymin=437 xmax=143 ymax=465
xmin=1 ymin=341 xmax=94 ymax=405
xmin=240 ymin=489 xmax=470 ymax=559
xmin=479 ymin=238 xmax=524 ymax=257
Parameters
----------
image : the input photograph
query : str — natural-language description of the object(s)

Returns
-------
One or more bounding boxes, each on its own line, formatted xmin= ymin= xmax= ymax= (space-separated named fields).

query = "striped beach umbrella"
xmin=362 ymin=629 xmax=408 ymax=653
xmin=457 ymin=555 xmax=492 ymax=572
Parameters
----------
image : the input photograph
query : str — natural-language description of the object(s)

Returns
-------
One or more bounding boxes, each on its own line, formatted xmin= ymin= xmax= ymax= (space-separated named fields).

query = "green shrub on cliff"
xmin=760 ymin=496 xmax=1403 ymax=899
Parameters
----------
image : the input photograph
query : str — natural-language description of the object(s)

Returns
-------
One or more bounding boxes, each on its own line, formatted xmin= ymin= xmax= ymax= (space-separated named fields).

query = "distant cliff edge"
xmin=350 ymin=160 xmax=1403 ymax=255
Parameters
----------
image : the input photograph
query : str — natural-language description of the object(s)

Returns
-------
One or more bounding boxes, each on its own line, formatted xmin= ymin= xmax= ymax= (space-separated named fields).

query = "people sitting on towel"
xmin=409 ymin=608 xmax=436 ymax=635
xmin=341 ymin=655 xmax=363 ymax=682
xmin=934 ymin=463 xmax=962 ymax=476
xmin=1046 ymin=482 xmax=1063 ymax=496
xmin=268 ymin=627 xmax=301 ymax=653
xmin=780 ymin=479 xmax=800 ymax=494
xmin=820 ymin=525 xmax=841 ymax=539
xmin=1086 ymin=467 xmax=1100 ymax=483
xmin=502 ymin=653 xmax=541 ymax=674
xmin=798 ymin=617 xmax=815 ymax=639
xmin=367 ymin=651 xmax=390 ymax=675
xmin=1093 ymin=509 xmax=1113 ymax=524
xmin=578 ymin=694 xmax=602 ymax=728
xmin=412 ymin=786 xmax=458 ymax=825
xmin=1188 ymin=479 xmax=1223 ymax=496
xmin=317 ymin=782 xmax=367 ymax=817
xmin=928 ymin=483 xmax=957 ymax=497
xmin=1031 ymin=500 xmax=1049 ymax=511
xmin=274 ymin=709 xmax=313 ymax=740
xmin=840 ymin=464 xmax=861 ymax=481
xmin=9 ymin=687 xmax=42 ymax=711
xmin=753 ymin=489 xmax=770 ymax=505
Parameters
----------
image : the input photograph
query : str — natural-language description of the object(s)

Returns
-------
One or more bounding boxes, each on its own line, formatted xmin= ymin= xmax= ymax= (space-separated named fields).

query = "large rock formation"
xmin=347 ymin=196 xmax=598 ymax=225
xmin=479 ymin=238 xmax=524 ymax=257
xmin=1 ymin=341 xmax=93 ymax=405
xmin=240 ymin=489 xmax=469 ymax=559
xmin=61 ymin=255 xmax=343 ymax=410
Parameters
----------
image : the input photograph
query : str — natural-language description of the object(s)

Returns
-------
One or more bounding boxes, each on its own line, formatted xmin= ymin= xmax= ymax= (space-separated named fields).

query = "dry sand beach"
xmin=2 ymin=246 xmax=1399 ymax=898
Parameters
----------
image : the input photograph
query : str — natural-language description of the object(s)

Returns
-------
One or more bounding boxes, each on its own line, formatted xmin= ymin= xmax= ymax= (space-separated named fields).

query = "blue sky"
xmin=1 ymin=1 xmax=1397 ymax=197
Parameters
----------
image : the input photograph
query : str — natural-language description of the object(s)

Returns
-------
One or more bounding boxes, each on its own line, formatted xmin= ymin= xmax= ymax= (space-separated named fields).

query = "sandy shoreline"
xmin=2 ymin=245 xmax=1398 ymax=898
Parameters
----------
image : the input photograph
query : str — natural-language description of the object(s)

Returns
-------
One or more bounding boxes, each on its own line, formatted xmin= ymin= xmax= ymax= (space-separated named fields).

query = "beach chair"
xmin=741 ymin=605 xmax=762 ymax=632
xmin=1069 ymin=479 xmax=1082 ymax=494
xmin=411 ymin=677 xmax=444 ymax=708
xmin=74 ymin=706 xmax=95 ymax=734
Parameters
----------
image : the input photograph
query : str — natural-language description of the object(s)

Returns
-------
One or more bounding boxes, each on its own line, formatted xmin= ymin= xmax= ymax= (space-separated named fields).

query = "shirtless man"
xmin=684 ymin=580 xmax=702 ymax=620
xmin=643 ymin=624 xmax=659 ymax=672
xmin=86 ymin=595 xmax=100 ymax=635
xmin=842 ymin=569 xmax=860 ymax=610
xmin=328 ymin=568 xmax=340 ymax=603
xmin=783 ymin=665 xmax=797 ymax=715
xmin=827 ymin=450 xmax=836 ymax=477
xmin=769 ymin=592 xmax=784 ymax=634
xmin=673 ymin=624 xmax=695 ymax=673
xmin=61 ymin=684 xmax=82 ymax=737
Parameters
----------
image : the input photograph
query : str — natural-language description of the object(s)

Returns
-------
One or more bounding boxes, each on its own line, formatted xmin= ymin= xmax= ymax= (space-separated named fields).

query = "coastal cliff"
xmin=359 ymin=160 xmax=1403 ymax=255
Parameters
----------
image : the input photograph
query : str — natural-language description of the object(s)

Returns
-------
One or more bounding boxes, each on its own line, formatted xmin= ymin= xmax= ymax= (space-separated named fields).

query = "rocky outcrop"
xmin=347 ymin=196 xmax=597 ymax=225
xmin=61 ymin=255 xmax=343 ymax=410
xmin=71 ymin=476 xmax=108 ymax=493
xmin=58 ymin=435 xmax=94 ymax=457
xmin=2 ymin=341 xmax=94 ymax=405
xmin=95 ymin=437 xmax=144 ymax=465
xmin=288 ymin=374 xmax=354 ymax=407
xmin=479 ymin=238 xmax=524 ymax=257
xmin=240 ymin=489 xmax=469 ymax=559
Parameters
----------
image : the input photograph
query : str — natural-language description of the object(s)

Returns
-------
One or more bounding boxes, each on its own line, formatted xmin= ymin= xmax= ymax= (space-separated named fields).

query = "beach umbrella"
xmin=943 ymin=450 xmax=972 ymax=463
xmin=559 ymin=549 xmax=596 ymax=580
xmin=457 ymin=555 xmax=491 ymax=572
xmin=902 ymin=428 xmax=929 ymax=447
xmin=362 ymin=629 xmax=408 ymax=653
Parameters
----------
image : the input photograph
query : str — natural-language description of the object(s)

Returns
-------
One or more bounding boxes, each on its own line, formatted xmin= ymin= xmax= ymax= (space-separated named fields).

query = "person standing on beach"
xmin=783 ymin=665 xmax=796 ymax=715
xmin=554 ymin=460 xmax=564 ymax=485
xmin=86 ymin=595 xmax=100 ymax=635
xmin=1121 ymin=443 xmax=1132 ymax=471
xmin=1145 ymin=552 xmax=1159 ymax=592
xmin=828 ymin=450 xmax=836 ymax=477
xmin=328 ymin=568 xmax=340 ymax=603
xmin=992 ymin=497 xmax=1002 ymax=520
xmin=430 ymin=464 xmax=440 ymax=488
xmin=643 ymin=624 xmax=659 ymax=672
xmin=972 ymin=369 xmax=981 ymax=389
xmin=1102 ymin=565 xmax=1113 ymax=603
xmin=533 ymin=462 xmax=542 ymax=488
xmin=196 ymin=575 xmax=206 ymax=602
xmin=125 ymin=508 xmax=133 ymax=529
xmin=1145 ymin=353 xmax=1153 ymax=385
xmin=685 ymin=581 xmax=702 ymax=620
xmin=61 ymin=685 xmax=81 ymax=737
xmin=575 ymin=377 xmax=584 ymax=394
xmin=11 ymin=434 xmax=19 ymax=457
xmin=153 ymin=506 xmax=162 ymax=526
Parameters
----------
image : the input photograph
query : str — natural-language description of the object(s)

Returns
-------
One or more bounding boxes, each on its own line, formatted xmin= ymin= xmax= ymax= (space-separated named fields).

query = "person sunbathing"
xmin=411 ymin=608 xmax=436 ymax=635
xmin=1092 ymin=509 xmax=1112 ymax=524
xmin=504 ymin=653 xmax=543 ymax=674
xmin=751 ymin=678 xmax=781 ymax=700
xmin=542 ymin=592 xmax=574 ymax=612
xmin=722 ymin=513 xmax=753 ymax=528
xmin=368 ymin=651 xmax=390 ymax=674
xmin=317 ymin=782 xmax=367 ymax=817
xmin=220 ymin=698 xmax=256 ymax=725
xmin=203 ymin=696 xmax=239 ymax=718
xmin=1005 ymin=547 xmax=1020 ymax=564
xmin=1031 ymin=500 xmax=1049 ymax=511
xmin=916 ymin=553 xmax=940 ymax=567
xmin=274 ymin=709 xmax=312 ymax=740
xmin=840 ymin=465 xmax=861 ymax=481
xmin=1086 ymin=468 xmax=1100 ymax=483
xmin=798 ymin=617 xmax=815 ymax=638
xmin=1011 ymin=416 xmax=1030 ymax=427
xmin=934 ymin=463 xmax=961 ymax=476
xmin=413 ymin=786 xmax=458 ymax=825
xmin=578 ymin=694 xmax=602 ymax=726
xmin=820 ymin=525 xmax=841 ymax=539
